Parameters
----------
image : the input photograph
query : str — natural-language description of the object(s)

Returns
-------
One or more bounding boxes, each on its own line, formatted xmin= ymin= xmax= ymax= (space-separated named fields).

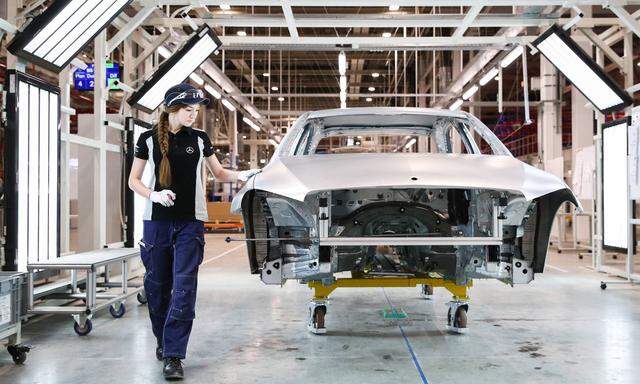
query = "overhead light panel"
xmin=449 ymin=99 xmax=463 ymax=111
xmin=8 ymin=0 xmax=132 ymax=73
xmin=479 ymin=67 xmax=499 ymax=86
xmin=338 ymin=51 xmax=347 ymax=75
xmin=368 ymin=86 xmax=375 ymax=92
xmin=237 ymin=30 xmax=247 ymax=36
xmin=372 ymin=72 xmax=380 ymax=78
xmin=189 ymin=73 xmax=204 ymax=86
xmin=219 ymin=4 xmax=231 ymax=10
xmin=533 ymin=24 xmax=632 ymax=113
xmin=389 ymin=4 xmax=400 ymax=11
xmin=500 ymin=45 xmax=523 ymax=68
xmin=278 ymin=97 xmax=285 ymax=102
xmin=244 ymin=104 xmax=262 ymax=119
xmin=4 ymin=70 xmax=60 ymax=271
xmin=204 ymin=84 xmax=221 ymax=99
xmin=157 ymin=46 xmax=171 ymax=59
xmin=366 ymin=97 xmax=372 ymax=102
xmin=269 ymin=139 xmax=279 ymax=146
xmin=243 ymin=117 xmax=261 ymax=132
xmin=127 ymin=27 xmax=222 ymax=114
xmin=382 ymin=32 xmax=392 ymax=38
xmin=271 ymin=86 xmax=279 ymax=91
xmin=404 ymin=138 xmax=417 ymax=149
xmin=462 ymin=84 xmax=479 ymax=100
xmin=262 ymin=72 xmax=270 ymax=77
xmin=221 ymin=98 xmax=236 ymax=111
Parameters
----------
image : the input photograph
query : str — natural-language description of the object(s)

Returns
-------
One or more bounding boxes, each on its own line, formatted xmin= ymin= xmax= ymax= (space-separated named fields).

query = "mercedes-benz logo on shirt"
xmin=186 ymin=146 xmax=194 ymax=154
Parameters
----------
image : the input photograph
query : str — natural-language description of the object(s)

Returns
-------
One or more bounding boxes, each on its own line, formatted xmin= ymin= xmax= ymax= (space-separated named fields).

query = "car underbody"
xmin=240 ymin=186 xmax=577 ymax=288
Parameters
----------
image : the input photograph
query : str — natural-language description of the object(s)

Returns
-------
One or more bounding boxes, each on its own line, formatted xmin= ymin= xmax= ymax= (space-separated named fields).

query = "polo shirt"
xmin=134 ymin=125 xmax=215 ymax=222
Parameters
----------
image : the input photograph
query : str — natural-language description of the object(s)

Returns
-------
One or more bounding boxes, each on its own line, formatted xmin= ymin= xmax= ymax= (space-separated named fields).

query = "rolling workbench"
xmin=27 ymin=248 xmax=144 ymax=336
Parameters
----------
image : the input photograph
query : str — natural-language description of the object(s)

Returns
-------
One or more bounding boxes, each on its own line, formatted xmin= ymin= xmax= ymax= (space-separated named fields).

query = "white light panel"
xmin=204 ymin=84 xmax=221 ymax=99
xmin=500 ymin=45 xmax=523 ymax=68
xmin=602 ymin=121 xmax=629 ymax=250
xmin=14 ymin=79 xmax=60 ymax=271
xmin=133 ymin=28 xmax=221 ymax=112
xmin=462 ymin=84 xmax=479 ymax=100
xmin=449 ymin=99 xmax=463 ymax=111
xmin=14 ymin=0 xmax=130 ymax=71
xmin=536 ymin=32 xmax=626 ymax=112
xmin=479 ymin=67 xmax=499 ymax=86
xmin=338 ymin=51 xmax=347 ymax=75
xmin=221 ymin=98 xmax=236 ymax=111
xmin=133 ymin=123 xmax=154 ymax=245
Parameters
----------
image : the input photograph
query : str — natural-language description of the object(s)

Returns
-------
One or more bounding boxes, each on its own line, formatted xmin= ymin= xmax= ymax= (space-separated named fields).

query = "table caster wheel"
xmin=7 ymin=345 xmax=30 ymax=365
xmin=600 ymin=282 xmax=607 ymax=290
xmin=109 ymin=303 xmax=126 ymax=318
xmin=420 ymin=284 xmax=434 ymax=299
xmin=447 ymin=302 xmax=469 ymax=334
xmin=307 ymin=302 xmax=327 ymax=335
xmin=74 ymin=319 xmax=93 ymax=336
xmin=137 ymin=291 xmax=147 ymax=304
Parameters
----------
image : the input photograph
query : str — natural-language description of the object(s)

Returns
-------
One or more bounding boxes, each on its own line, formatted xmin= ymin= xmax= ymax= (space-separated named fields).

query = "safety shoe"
xmin=163 ymin=357 xmax=184 ymax=381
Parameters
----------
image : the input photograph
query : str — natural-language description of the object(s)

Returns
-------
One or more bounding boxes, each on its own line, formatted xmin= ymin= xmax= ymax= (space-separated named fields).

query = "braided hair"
xmin=156 ymin=105 xmax=182 ymax=188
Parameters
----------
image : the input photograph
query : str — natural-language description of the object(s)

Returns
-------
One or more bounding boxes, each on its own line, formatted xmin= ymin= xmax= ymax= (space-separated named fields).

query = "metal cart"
xmin=0 ymin=271 xmax=30 ymax=364
xmin=27 ymin=248 xmax=144 ymax=336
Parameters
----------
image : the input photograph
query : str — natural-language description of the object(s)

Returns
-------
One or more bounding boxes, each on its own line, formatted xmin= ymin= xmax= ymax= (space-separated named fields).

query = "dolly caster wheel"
xmin=137 ymin=291 xmax=147 ymax=304
xmin=307 ymin=301 xmax=327 ymax=335
xmin=7 ymin=345 xmax=30 ymax=365
xmin=600 ymin=282 xmax=607 ymax=290
xmin=109 ymin=302 xmax=126 ymax=318
xmin=420 ymin=284 xmax=434 ymax=299
xmin=447 ymin=302 xmax=469 ymax=334
xmin=74 ymin=319 xmax=93 ymax=336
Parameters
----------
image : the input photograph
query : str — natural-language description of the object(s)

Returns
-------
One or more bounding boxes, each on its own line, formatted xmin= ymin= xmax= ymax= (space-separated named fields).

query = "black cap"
xmin=164 ymin=83 xmax=210 ymax=107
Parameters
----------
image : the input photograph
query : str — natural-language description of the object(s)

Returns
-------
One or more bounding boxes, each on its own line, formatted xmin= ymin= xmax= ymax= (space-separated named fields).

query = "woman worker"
xmin=128 ymin=83 xmax=259 ymax=380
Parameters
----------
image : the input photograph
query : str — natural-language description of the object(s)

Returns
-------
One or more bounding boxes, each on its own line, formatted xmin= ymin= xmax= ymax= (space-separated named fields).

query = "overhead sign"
xmin=73 ymin=62 xmax=121 ymax=91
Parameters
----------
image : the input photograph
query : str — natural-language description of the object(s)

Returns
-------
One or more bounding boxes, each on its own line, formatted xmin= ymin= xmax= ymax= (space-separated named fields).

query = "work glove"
xmin=237 ymin=169 xmax=261 ymax=182
xmin=149 ymin=189 xmax=176 ymax=207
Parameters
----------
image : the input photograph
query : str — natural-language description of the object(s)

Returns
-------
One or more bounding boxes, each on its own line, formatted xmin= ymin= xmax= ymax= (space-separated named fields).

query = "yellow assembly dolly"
xmin=306 ymin=277 xmax=472 ymax=335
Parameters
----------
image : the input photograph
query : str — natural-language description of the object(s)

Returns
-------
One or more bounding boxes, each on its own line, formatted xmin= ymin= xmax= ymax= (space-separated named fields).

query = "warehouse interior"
xmin=0 ymin=1 xmax=639 ymax=383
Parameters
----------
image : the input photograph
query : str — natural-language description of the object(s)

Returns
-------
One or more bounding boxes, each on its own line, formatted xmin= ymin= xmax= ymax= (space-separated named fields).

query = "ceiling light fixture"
xmin=127 ymin=27 xmax=222 ymax=113
xmin=449 ymin=99 xmax=463 ymax=111
xmin=8 ymin=0 xmax=132 ymax=73
xmin=462 ymin=84 xmax=479 ymax=100
xmin=533 ymin=24 xmax=632 ymax=113
xmin=221 ymin=98 xmax=236 ymax=111
xmin=479 ymin=67 xmax=500 ymax=86
xmin=500 ymin=45 xmax=524 ymax=68
xmin=204 ymin=84 xmax=221 ymax=99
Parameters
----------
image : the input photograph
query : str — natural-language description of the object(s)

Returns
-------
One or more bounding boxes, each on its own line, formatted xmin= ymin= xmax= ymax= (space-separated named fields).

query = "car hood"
xmin=232 ymin=153 xmax=579 ymax=213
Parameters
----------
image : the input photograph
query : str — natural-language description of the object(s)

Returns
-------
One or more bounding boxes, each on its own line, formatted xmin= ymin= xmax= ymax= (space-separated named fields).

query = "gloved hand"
xmin=237 ymin=169 xmax=261 ymax=182
xmin=149 ymin=189 xmax=176 ymax=207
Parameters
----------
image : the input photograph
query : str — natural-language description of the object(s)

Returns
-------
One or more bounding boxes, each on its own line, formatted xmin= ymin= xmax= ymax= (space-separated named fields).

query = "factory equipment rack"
xmin=27 ymin=248 xmax=144 ymax=336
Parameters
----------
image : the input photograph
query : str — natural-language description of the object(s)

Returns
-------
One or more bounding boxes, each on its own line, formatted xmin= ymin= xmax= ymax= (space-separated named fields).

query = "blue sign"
xmin=73 ymin=62 xmax=120 ymax=91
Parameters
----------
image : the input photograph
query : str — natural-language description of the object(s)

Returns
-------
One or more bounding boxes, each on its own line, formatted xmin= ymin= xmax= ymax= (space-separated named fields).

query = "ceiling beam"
xmin=452 ymin=5 xmax=483 ymax=38
xmin=281 ymin=1 xmax=299 ymax=38
xmin=142 ymin=1 xmax=640 ymax=7
xmin=144 ymin=13 xmax=564 ymax=29
xmin=215 ymin=35 xmax=536 ymax=50
xmin=106 ymin=5 xmax=156 ymax=54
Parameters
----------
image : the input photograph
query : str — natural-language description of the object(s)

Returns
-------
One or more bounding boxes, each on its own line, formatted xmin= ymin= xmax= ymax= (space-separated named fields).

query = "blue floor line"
xmin=382 ymin=288 xmax=429 ymax=384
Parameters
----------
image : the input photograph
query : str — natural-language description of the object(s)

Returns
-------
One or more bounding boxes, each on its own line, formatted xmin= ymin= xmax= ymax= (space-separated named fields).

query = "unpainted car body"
xmin=232 ymin=107 xmax=580 ymax=287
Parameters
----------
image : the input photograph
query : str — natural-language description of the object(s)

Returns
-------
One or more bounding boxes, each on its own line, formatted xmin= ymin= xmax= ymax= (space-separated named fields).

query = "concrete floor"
xmin=1 ymin=234 xmax=639 ymax=384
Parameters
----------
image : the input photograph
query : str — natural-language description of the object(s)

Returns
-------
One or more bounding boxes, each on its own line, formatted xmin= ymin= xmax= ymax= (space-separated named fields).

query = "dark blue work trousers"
xmin=139 ymin=220 xmax=205 ymax=359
